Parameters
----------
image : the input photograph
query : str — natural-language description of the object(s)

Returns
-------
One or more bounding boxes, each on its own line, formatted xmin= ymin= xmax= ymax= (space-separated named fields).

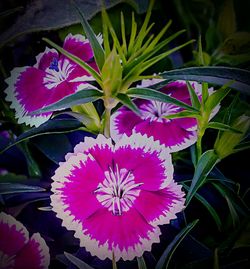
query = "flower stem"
xmin=103 ymin=106 xmax=111 ymax=138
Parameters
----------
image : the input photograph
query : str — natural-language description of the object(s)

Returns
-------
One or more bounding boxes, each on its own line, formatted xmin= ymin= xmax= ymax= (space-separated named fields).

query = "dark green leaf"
xmin=0 ymin=118 xmax=82 ymax=154
xmin=182 ymin=183 xmax=222 ymax=230
xmin=31 ymin=89 xmax=103 ymax=114
xmin=160 ymin=67 xmax=250 ymax=94
xmin=205 ymin=84 xmax=231 ymax=112
xmin=137 ymin=256 xmax=147 ymax=269
xmin=116 ymin=93 xmax=141 ymax=116
xmin=155 ymin=220 xmax=199 ymax=269
xmin=73 ymin=2 xmax=105 ymax=69
xmin=0 ymin=0 xmax=126 ymax=48
xmin=164 ymin=110 xmax=200 ymax=120
xmin=233 ymin=141 xmax=250 ymax=153
xmin=186 ymin=81 xmax=201 ymax=109
xmin=127 ymin=87 xmax=198 ymax=112
xmin=0 ymin=183 xmax=45 ymax=195
xmin=186 ymin=149 xmax=220 ymax=206
xmin=207 ymin=122 xmax=242 ymax=133
xmin=32 ymin=134 xmax=72 ymax=164
xmin=64 ymin=252 xmax=94 ymax=269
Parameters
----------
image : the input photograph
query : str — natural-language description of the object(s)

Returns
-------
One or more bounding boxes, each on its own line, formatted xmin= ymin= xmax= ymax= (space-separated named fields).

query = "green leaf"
xmin=186 ymin=81 xmax=201 ymax=109
xmin=160 ymin=67 xmax=250 ymax=94
xmin=0 ymin=183 xmax=45 ymax=195
xmin=116 ymin=93 xmax=141 ymax=116
xmin=127 ymin=87 xmax=198 ymax=112
xmin=137 ymin=256 xmax=147 ymax=269
xmin=64 ymin=252 xmax=94 ymax=269
xmin=155 ymin=220 xmax=199 ymax=269
xmin=207 ymin=122 xmax=242 ymax=133
xmin=164 ymin=110 xmax=200 ymax=120
xmin=182 ymin=183 xmax=222 ymax=230
xmin=43 ymin=38 xmax=102 ymax=84
xmin=186 ymin=149 xmax=220 ymax=206
xmin=205 ymin=84 xmax=231 ymax=112
xmin=233 ymin=141 xmax=250 ymax=154
xmin=72 ymin=2 xmax=105 ymax=69
xmin=31 ymin=89 xmax=103 ymax=114
xmin=0 ymin=118 xmax=82 ymax=154
xmin=0 ymin=0 xmax=125 ymax=48
xmin=19 ymin=142 xmax=41 ymax=178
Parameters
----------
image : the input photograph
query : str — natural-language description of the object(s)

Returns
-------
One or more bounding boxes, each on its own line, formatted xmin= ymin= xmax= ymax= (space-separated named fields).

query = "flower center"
xmin=140 ymin=100 xmax=179 ymax=122
xmin=44 ymin=58 xmax=74 ymax=89
xmin=95 ymin=165 xmax=143 ymax=216
xmin=0 ymin=251 xmax=15 ymax=269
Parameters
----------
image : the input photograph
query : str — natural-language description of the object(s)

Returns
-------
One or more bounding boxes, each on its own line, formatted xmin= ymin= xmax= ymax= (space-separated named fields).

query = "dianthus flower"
xmin=5 ymin=34 xmax=99 ymax=127
xmin=0 ymin=212 xmax=49 ymax=269
xmin=111 ymin=80 xmax=219 ymax=152
xmin=51 ymin=134 xmax=185 ymax=261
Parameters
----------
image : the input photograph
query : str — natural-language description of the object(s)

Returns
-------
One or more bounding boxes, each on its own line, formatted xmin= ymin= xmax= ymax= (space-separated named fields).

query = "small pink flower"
xmin=5 ymin=34 xmax=100 ymax=127
xmin=111 ymin=80 xmax=218 ymax=152
xmin=51 ymin=134 xmax=185 ymax=261
xmin=0 ymin=212 xmax=50 ymax=269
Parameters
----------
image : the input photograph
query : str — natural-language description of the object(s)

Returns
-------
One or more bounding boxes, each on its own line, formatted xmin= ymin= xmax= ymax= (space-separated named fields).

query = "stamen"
xmin=95 ymin=165 xmax=143 ymax=216
xmin=49 ymin=57 xmax=59 ymax=72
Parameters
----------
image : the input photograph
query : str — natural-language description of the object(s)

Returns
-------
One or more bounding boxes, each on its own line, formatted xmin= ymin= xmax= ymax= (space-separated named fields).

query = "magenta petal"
xmin=79 ymin=207 xmax=161 ymax=261
xmin=63 ymin=34 xmax=94 ymax=62
xmin=52 ymin=155 xmax=105 ymax=222
xmin=0 ymin=213 xmax=28 ymax=256
xmin=14 ymin=233 xmax=50 ymax=269
xmin=113 ymin=146 xmax=166 ymax=191
xmin=35 ymin=47 xmax=59 ymax=71
xmin=134 ymin=119 xmax=197 ymax=152
xmin=134 ymin=182 xmax=185 ymax=226
xmin=111 ymin=109 xmax=142 ymax=142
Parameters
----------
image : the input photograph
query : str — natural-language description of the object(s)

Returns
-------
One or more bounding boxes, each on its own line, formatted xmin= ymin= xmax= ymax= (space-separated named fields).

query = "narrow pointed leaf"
xmin=164 ymin=110 xmax=200 ymax=120
xmin=127 ymin=87 xmax=198 ymax=112
xmin=155 ymin=220 xmax=199 ymax=269
xmin=182 ymin=183 xmax=222 ymax=230
xmin=137 ymin=256 xmax=147 ymax=269
xmin=31 ymin=89 xmax=103 ymax=114
xmin=207 ymin=122 xmax=242 ymax=133
xmin=64 ymin=252 xmax=94 ymax=269
xmin=116 ymin=93 xmax=141 ymax=116
xmin=233 ymin=141 xmax=250 ymax=153
xmin=160 ymin=67 xmax=250 ymax=94
xmin=72 ymin=2 xmax=105 ymax=69
xmin=205 ymin=84 xmax=231 ymax=112
xmin=0 ymin=183 xmax=45 ymax=195
xmin=186 ymin=81 xmax=201 ymax=109
xmin=186 ymin=149 xmax=220 ymax=206
xmin=0 ymin=118 xmax=82 ymax=154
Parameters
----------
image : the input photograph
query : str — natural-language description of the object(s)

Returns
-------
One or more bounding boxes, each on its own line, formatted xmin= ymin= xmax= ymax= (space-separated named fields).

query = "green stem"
xmin=103 ymin=106 xmax=111 ymax=138
xmin=196 ymin=130 xmax=203 ymax=162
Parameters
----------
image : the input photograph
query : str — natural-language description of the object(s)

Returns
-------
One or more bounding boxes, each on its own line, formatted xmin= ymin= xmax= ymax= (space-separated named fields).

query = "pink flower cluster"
xmin=5 ymin=32 xmax=220 ymax=262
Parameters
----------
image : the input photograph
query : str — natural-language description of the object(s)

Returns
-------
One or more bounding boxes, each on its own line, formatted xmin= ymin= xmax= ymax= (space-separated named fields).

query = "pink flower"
xmin=51 ymin=134 xmax=185 ymax=261
xmin=0 ymin=212 xmax=50 ymax=269
xmin=111 ymin=80 xmax=218 ymax=152
xmin=5 ymin=34 xmax=100 ymax=127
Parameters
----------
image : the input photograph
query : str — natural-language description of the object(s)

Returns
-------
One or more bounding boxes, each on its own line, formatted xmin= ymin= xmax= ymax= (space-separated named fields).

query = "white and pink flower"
xmin=51 ymin=134 xmax=185 ymax=261
xmin=5 ymin=34 xmax=100 ymax=127
xmin=111 ymin=80 xmax=218 ymax=152
xmin=0 ymin=212 xmax=49 ymax=269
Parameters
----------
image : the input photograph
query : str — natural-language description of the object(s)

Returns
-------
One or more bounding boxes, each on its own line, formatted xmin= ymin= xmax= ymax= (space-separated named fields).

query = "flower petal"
xmin=14 ymin=233 xmax=50 ymax=269
xmin=5 ymin=67 xmax=52 ymax=127
xmin=51 ymin=153 xmax=105 ymax=224
xmin=34 ymin=47 xmax=59 ymax=71
xmin=134 ymin=181 xmax=185 ymax=226
xmin=133 ymin=119 xmax=197 ymax=152
xmin=75 ymin=207 xmax=161 ymax=261
xmin=0 ymin=212 xmax=29 ymax=256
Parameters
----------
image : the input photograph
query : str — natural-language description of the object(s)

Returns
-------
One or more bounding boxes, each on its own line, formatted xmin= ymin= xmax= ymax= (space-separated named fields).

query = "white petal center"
xmin=95 ymin=165 xmax=143 ymax=216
